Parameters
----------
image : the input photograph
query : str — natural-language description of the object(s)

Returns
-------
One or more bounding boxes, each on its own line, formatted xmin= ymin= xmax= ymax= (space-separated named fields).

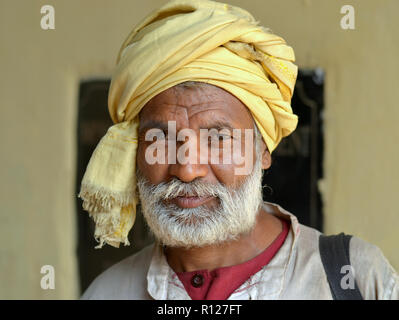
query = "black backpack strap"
xmin=319 ymin=233 xmax=363 ymax=300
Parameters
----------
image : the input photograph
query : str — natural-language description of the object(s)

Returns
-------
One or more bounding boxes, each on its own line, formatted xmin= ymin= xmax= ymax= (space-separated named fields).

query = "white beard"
xmin=136 ymin=155 xmax=264 ymax=248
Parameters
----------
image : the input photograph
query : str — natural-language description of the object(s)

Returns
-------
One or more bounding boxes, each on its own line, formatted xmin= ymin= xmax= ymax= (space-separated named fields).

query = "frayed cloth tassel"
xmin=79 ymin=184 xmax=136 ymax=249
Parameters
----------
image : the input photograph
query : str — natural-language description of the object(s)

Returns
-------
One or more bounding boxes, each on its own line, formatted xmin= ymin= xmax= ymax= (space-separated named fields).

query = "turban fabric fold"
xmin=79 ymin=0 xmax=298 ymax=248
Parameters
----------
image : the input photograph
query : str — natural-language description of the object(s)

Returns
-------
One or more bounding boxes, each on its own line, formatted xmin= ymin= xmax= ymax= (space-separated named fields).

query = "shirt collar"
xmin=146 ymin=201 xmax=301 ymax=300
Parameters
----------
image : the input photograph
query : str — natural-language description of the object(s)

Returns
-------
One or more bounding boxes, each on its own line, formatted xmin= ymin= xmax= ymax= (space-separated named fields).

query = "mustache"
xmin=136 ymin=172 xmax=231 ymax=200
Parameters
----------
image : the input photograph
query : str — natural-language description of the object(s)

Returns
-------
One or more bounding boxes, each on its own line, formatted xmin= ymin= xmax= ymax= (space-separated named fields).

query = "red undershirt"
xmin=176 ymin=218 xmax=290 ymax=300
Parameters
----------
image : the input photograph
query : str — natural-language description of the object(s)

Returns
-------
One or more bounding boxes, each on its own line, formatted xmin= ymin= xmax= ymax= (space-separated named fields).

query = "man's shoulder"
xmin=80 ymin=243 xmax=155 ymax=300
xmin=349 ymin=235 xmax=399 ymax=299
xmin=296 ymin=224 xmax=399 ymax=300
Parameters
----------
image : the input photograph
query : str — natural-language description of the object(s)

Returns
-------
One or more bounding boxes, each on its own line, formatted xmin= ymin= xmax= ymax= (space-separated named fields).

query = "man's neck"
xmin=163 ymin=208 xmax=283 ymax=273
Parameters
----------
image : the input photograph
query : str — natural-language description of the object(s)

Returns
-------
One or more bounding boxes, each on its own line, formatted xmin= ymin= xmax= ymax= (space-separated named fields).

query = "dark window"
xmin=75 ymin=80 xmax=154 ymax=294
xmin=263 ymin=69 xmax=324 ymax=231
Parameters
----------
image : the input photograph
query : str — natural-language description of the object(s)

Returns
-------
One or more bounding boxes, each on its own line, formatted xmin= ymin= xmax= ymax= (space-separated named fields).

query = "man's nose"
xmin=167 ymin=133 xmax=209 ymax=183
xmin=168 ymin=162 xmax=208 ymax=183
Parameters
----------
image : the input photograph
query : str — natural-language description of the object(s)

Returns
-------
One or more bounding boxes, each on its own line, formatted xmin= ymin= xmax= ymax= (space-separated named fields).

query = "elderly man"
xmin=80 ymin=0 xmax=398 ymax=300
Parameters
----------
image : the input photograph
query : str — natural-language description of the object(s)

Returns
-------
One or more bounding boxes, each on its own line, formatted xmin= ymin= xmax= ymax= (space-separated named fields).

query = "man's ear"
xmin=260 ymin=139 xmax=272 ymax=170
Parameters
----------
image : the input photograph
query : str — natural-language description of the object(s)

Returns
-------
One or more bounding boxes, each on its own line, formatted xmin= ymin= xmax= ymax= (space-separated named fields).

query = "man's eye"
xmin=216 ymin=134 xmax=232 ymax=140
xmin=142 ymin=130 xmax=167 ymax=142
xmin=207 ymin=134 xmax=232 ymax=145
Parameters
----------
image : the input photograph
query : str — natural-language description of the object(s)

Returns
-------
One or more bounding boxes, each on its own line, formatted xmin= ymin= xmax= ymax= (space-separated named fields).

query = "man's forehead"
xmin=139 ymin=84 xmax=254 ymax=130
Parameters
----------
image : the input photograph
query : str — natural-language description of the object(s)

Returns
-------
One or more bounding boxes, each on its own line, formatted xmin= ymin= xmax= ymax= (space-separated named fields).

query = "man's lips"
xmin=169 ymin=195 xmax=215 ymax=208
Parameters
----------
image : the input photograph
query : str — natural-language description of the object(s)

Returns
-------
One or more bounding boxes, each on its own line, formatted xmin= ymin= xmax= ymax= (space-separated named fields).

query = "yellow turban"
xmin=79 ymin=0 xmax=298 ymax=248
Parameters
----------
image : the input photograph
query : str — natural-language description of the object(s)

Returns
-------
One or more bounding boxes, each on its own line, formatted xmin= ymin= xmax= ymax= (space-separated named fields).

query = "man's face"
xmin=136 ymin=83 xmax=269 ymax=247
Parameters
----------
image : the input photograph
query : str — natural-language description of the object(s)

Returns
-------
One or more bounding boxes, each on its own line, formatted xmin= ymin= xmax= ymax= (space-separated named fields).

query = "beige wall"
xmin=0 ymin=0 xmax=397 ymax=299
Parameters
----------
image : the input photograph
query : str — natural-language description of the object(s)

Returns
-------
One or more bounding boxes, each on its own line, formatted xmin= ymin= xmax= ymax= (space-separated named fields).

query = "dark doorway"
xmin=75 ymin=80 xmax=154 ymax=294
xmin=75 ymin=69 xmax=324 ymax=294
xmin=262 ymin=69 xmax=324 ymax=231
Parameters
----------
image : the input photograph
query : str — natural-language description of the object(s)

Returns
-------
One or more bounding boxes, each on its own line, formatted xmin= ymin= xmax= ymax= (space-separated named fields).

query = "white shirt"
xmin=81 ymin=202 xmax=399 ymax=300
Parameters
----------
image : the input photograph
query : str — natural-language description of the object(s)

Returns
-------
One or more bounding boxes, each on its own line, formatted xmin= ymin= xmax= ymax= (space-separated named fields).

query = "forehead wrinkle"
xmin=164 ymin=105 xmax=233 ymax=130
xmin=168 ymin=106 xmax=250 ymax=131
xmin=149 ymin=104 xmax=189 ymax=128
xmin=169 ymin=104 xmax=188 ymax=122
xmin=160 ymin=99 xmax=227 ymax=108
xmin=151 ymin=101 xmax=226 ymax=111
xmin=185 ymin=107 xmax=241 ymax=131
xmin=186 ymin=107 xmax=226 ymax=120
